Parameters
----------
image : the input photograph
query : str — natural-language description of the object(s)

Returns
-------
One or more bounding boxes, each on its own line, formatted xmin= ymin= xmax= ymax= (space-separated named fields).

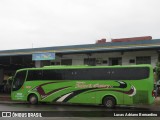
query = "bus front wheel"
xmin=28 ymin=94 xmax=38 ymax=105
xmin=103 ymin=96 xmax=116 ymax=108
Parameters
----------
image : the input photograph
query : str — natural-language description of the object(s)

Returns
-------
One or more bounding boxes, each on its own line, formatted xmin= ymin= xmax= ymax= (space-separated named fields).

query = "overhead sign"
xmin=32 ymin=52 xmax=55 ymax=61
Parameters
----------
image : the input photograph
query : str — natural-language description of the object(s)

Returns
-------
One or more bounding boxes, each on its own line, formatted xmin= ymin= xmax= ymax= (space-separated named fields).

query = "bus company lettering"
xmin=76 ymin=82 xmax=112 ymax=89
xmin=15 ymin=93 xmax=24 ymax=99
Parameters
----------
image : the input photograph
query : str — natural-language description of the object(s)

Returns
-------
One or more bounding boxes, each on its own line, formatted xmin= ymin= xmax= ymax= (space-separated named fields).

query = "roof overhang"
xmin=0 ymin=39 xmax=160 ymax=56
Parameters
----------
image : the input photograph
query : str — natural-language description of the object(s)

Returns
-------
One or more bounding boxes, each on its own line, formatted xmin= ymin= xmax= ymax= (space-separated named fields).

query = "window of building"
xmin=61 ymin=59 xmax=72 ymax=65
xmin=136 ymin=56 xmax=151 ymax=64
xmin=84 ymin=58 xmax=96 ymax=66
xmin=102 ymin=60 xmax=108 ymax=64
xmin=109 ymin=57 xmax=122 ymax=66
xmin=129 ymin=59 xmax=135 ymax=63
xmin=96 ymin=58 xmax=103 ymax=64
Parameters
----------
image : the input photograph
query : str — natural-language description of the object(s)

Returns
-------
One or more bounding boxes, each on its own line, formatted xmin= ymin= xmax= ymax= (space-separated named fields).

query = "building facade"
xmin=51 ymin=50 xmax=158 ymax=67
xmin=0 ymin=36 xmax=160 ymax=81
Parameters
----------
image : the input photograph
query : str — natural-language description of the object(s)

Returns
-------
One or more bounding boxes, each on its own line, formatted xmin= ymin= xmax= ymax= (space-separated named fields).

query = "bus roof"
xmin=16 ymin=64 xmax=153 ymax=72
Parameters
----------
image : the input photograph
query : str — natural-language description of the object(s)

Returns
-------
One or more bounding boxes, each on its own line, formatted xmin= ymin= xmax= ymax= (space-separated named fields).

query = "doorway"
xmin=109 ymin=57 xmax=122 ymax=66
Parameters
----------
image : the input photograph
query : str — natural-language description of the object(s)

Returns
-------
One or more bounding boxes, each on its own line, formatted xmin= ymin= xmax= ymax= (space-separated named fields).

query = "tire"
xmin=29 ymin=94 xmax=38 ymax=105
xmin=103 ymin=96 xmax=116 ymax=108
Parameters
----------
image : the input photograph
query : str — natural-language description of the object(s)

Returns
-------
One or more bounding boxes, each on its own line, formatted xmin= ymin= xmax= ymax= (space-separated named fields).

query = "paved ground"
xmin=0 ymin=103 xmax=159 ymax=120
xmin=0 ymin=94 xmax=159 ymax=120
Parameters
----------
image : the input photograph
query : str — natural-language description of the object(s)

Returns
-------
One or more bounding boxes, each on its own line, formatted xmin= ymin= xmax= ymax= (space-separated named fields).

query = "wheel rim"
xmin=30 ymin=96 xmax=37 ymax=104
xmin=106 ymin=100 xmax=113 ymax=107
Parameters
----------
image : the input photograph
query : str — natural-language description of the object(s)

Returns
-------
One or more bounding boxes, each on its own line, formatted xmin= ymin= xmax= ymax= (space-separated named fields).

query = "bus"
xmin=11 ymin=65 xmax=155 ymax=108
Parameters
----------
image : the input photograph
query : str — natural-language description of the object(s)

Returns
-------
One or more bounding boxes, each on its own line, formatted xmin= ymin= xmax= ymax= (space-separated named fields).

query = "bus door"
xmin=11 ymin=70 xmax=27 ymax=100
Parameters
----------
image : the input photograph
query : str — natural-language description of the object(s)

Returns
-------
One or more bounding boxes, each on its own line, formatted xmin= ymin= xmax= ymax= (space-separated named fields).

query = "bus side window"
xmin=27 ymin=70 xmax=43 ymax=81
xmin=110 ymin=67 xmax=149 ymax=80
xmin=42 ymin=70 xmax=64 ymax=80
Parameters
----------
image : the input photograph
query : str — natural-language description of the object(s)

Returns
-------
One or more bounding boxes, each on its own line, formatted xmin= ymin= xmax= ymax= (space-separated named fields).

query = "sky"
xmin=0 ymin=0 xmax=160 ymax=50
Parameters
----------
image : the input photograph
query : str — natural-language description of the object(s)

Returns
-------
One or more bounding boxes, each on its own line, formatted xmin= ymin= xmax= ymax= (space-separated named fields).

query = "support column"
xmin=35 ymin=61 xmax=51 ymax=68
xmin=35 ymin=61 xmax=41 ymax=68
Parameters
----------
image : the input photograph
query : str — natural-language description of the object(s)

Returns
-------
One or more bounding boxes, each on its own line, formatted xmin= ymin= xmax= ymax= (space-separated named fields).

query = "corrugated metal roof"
xmin=0 ymin=39 xmax=160 ymax=56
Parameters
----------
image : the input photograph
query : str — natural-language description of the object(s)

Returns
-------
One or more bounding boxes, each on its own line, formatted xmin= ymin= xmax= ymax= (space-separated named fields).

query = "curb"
xmin=0 ymin=101 xmax=26 ymax=104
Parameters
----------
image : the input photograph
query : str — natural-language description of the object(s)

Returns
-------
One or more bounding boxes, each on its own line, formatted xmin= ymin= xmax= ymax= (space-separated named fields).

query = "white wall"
xmin=53 ymin=50 xmax=158 ymax=67
xmin=122 ymin=51 xmax=158 ymax=67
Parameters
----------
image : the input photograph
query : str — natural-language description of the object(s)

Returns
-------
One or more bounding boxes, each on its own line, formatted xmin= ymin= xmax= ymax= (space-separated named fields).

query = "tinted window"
xmin=26 ymin=67 xmax=149 ymax=81
xmin=12 ymin=70 xmax=26 ymax=91
xmin=27 ymin=70 xmax=43 ymax=81
xmin=43 ymin=69 xmax=111 ymax=80
xmin=64 ymin=69 xmax=92 ymax=80
xmin=84 ymin=68 xmax=111 ymax=80
xmin=110 ymin=67 xmax=149 ymax=80
xmin=43 ymin=70 xmax=64 ymax=80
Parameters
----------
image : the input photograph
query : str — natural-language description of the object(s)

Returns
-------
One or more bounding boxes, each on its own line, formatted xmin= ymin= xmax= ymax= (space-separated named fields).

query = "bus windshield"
xmin=12 ymin=70 xmax=27 ymax=91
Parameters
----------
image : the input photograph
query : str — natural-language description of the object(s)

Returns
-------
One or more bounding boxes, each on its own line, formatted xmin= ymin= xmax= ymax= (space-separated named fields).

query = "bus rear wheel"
xmin=29 ymin=94 xmax=38 ymax=105
xmin=103 ymin=96 xmax=116 ymax=108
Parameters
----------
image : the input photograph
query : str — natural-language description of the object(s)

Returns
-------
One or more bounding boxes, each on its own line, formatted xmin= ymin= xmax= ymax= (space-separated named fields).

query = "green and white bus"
xmin=11 ymin=65 xmax=155 ymax=108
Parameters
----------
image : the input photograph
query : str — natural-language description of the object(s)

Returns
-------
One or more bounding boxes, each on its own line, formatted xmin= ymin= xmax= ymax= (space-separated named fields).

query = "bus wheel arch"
xmin=102 ymin=95 xmax=117 ymax=108
xmin=27 ymin=93 xmax=38 ymax=105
